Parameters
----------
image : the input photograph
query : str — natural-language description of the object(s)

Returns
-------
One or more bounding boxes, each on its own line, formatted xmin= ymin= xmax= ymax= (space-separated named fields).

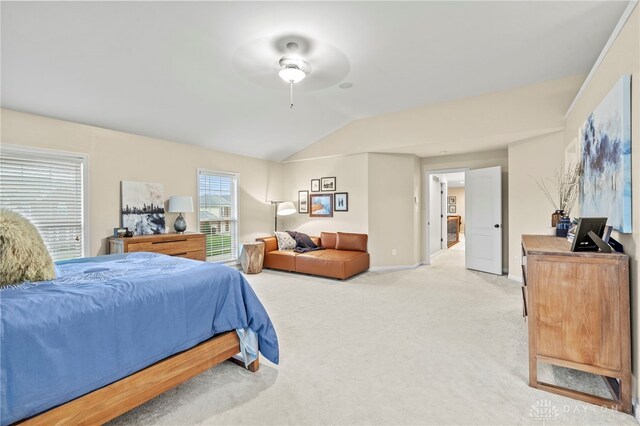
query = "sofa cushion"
xmin=335 ymin=232 xmax=368 ymax=252
xmin=256 ymin=236 xmax=278 ymax=253
xmin=263 ymin=250 xmax=297 ymax=271
xmin=296 ymin=249 xmax=369 ymax=279
xmin=320 ymin=232 xmax=336 ymax=249
xmin=275 ymin=231 xmax=296 ymax=250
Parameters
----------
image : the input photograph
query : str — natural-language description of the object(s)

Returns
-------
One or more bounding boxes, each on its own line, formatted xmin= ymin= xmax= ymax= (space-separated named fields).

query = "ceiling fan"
xmin=232 ymin=34 xmax=350 ymax=108
xmin=278 ymin=42 xmax=312 ymax=108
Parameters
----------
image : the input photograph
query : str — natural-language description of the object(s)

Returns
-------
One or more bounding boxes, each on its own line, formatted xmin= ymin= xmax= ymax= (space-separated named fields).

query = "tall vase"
xmin=551 ymin=210 xmax=564 ymax=227
xmin=556 ymin=216 xmax=571 ymax=237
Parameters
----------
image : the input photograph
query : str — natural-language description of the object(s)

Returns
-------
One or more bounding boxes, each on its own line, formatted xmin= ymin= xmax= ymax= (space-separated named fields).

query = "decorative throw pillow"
xmin=274 ymin=231 xmax=296 ymax=251
xmin=287 ymin=231 xmax=319 ymax=249
xmin=0 ymin=209 xmax=56 ymax=286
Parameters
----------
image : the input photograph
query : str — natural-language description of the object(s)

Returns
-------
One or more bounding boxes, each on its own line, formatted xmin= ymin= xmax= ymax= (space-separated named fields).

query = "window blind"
xmin=0 ymin=147 xmax=85 ymax=261
xmin=198 ymin=170 xmax=238 ymax=262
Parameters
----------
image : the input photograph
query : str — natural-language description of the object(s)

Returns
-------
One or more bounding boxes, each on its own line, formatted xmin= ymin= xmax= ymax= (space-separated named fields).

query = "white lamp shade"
xmin=279 ymin=67 xmax=306 ymax=83
xmin=277 ymin=201 xmax=296 ymax=216
xmin=168 ymin=196 xmax=193 ymax=213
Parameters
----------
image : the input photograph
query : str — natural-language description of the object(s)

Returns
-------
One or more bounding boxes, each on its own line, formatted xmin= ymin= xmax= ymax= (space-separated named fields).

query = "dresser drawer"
xmin=128 ymin=238 xmax=202 ymax=254
xmin=109 ymin=233 xmax=206 ymax=260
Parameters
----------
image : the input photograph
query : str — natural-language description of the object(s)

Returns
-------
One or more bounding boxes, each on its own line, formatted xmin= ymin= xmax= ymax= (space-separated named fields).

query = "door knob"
xmin=494 ymin=224 xmax=500 ymax=228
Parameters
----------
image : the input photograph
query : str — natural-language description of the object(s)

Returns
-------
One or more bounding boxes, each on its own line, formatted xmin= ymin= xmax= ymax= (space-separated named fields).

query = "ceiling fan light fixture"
xmin=279 ymin=66 xmax=306 ymax=83
xmin=277 ymin=54 xmax=310 ymax=108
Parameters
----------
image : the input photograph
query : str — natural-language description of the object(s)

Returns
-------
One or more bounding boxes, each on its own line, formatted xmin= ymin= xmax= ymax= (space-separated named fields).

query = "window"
xmin=0 ymin=146 xmax=87 ymax=261
xmin=198 ymin=170 xmax=238 ymax=262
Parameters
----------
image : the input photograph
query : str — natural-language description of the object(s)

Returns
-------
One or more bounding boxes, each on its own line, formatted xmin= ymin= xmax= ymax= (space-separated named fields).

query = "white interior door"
xmin=429 ymin=175 xmax=442 ymax=255
xmin=465 ymin=166 xmax=502 ymax=274
xmin=441 ymin=181 xmax=448 ymax=248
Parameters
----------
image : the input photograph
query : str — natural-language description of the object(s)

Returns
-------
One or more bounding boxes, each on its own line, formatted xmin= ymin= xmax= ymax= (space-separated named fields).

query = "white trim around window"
xmin=0 ymin=144 xmax=90 ymax=259
xmin=197 ymin=168 xmax=239 ymax=263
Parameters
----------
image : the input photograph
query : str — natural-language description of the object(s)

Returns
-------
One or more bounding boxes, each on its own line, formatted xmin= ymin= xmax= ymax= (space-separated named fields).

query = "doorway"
xmin=424 ymin=166 xmax=502 ymax=275
xmin=427 ymin=171 xmax=465 ymax=258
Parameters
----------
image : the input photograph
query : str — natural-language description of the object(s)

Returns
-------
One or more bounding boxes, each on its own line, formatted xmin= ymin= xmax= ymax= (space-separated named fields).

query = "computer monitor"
xmin=570 ymin=217 xmax=610 ymax=252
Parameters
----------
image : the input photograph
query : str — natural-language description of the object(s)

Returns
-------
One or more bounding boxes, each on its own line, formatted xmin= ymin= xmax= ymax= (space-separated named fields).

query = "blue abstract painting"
xmin=580 ymin=75 xmax=632 ymax=233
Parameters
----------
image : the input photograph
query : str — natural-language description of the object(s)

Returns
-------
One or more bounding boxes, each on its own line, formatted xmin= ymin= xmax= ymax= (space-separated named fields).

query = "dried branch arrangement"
xmin=535 ymin=162 xmax=583 ymax=217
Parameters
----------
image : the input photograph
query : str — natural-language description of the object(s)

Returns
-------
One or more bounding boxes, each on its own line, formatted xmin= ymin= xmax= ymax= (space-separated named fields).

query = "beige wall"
xmin=447 ymin=187 xmax=465 ymax=233
xmin=287 ymin=75 xmax=583 ymax=162
xmin=507 ymin=132 xmax=565 ymax=279
xmin=562 ymin=4 xmax=640 ymax=406
xmin=279 ymin=153 xmax=369 ymax=236
xmin=1 ymin=109 xmax=284 ymax=256
xmin=368 ymin=153 xmax=422 ymax=267
xmin=422 ymin=149 xmax=509 ymax=269
xmin=280 ymin=152 xmax=421 ymax=268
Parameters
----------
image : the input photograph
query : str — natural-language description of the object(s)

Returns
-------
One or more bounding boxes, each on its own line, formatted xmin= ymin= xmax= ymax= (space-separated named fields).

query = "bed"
xmin=0 ymin=252 xmax=279 ymax=425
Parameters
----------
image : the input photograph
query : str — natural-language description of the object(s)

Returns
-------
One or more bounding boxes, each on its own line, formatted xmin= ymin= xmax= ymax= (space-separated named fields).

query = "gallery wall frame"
xmin=309 ymin=193 xmax=333 ymax=217
xmin=334 ymin=192 xmax=348 ymax=212
xmin=298 ymin=190 xmax=309 ymax=214
xmin=320 ymin=177 xmax=336 ymax=191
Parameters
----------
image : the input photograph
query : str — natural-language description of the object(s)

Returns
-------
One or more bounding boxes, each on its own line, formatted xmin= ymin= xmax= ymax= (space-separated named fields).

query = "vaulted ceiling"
xmin=1 ymin=1 xmax=630 ymax=161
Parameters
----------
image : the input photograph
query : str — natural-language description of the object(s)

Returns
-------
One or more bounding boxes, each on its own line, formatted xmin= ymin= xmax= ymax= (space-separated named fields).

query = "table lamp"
xmin=168 ymin=196 xmax=193 ymax=233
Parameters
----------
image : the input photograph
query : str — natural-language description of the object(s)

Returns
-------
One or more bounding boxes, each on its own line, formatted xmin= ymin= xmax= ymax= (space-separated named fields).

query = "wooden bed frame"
xmin=19 ymin=331 xmax=258 ymax=425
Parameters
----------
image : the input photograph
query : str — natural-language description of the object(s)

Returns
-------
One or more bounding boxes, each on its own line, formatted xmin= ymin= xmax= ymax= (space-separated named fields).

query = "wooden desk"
xmin=109 ymin=232 xmax=206 ymax=261
xmin=521 ymin=235 xmax=631 ymax=413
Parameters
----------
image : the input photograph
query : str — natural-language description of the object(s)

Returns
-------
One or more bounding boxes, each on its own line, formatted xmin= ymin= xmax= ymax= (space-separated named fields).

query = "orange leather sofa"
xmin=256 ymin=232 xmax=369 ymax=280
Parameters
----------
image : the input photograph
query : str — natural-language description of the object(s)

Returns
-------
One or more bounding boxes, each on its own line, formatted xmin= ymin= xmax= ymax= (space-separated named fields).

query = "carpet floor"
xmin=110 ymin=250 xmax=636 ymax=425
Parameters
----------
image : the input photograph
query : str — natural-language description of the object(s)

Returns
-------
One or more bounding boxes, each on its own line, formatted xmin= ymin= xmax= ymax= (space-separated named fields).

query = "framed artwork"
xmin=113 ymin=227 xmax=128 ymax=238
xmin=448 ymin=196 xmax=456 ymax=204
xmin=334 ymin=192 xmax=348 ymax=212
xmin=298 ymin=190 xmax=309 ymax=214
xmin=448 ymin=204 xmax=456 ymax=214
xmin=309 ymin=193 xmax=333 ymax=217
xmin=580 ymin=75 xmax=632 ymax=233
xmin=320 ymin=177 xmax=336 ymax=191
xmin=311 ymin=179 xmax=320 ymax=192
xmin=121 ymin=181 xmax=165 ymax=235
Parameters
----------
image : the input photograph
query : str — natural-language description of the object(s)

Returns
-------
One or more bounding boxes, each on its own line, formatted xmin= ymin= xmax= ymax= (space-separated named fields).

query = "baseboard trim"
xmin=369 ymin=262 xmax=423 ymax=272
xmin=508 ymin=274 xmax=523 ymax=283
xmin=633 ymin=399 xmax=639 ymax=424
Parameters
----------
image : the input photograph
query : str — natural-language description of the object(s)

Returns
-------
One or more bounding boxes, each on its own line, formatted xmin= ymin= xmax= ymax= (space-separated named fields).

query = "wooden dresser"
xmin=109 ymin=233 xmax=206 ymax=261
xmin=521 ymin=235 xmax=631 ymax=413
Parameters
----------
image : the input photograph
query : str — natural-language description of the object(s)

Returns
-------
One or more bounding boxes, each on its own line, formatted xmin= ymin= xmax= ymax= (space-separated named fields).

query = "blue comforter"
xmin=0 ymin=253 xmax=278 ymax=425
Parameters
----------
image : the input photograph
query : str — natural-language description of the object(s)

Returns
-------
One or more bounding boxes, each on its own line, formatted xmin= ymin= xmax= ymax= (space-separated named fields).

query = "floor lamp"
xmin=271 ymin=201 xmax=296 ymax=232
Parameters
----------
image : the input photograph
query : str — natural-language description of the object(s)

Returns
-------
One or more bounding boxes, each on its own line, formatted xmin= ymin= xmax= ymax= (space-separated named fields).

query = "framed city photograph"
xmin=298 ymin=190 xmax=309 ymax=214
xmin=309 ymin=193 xmax=333 ymax=217
xmin=311 ymin=179 xmax=320 ymax=192
xmin=448 ymin=196 xmax=456 ymax=204
xmin=320 ymin=177 xmax=336 ymax=191
xmin=334 ymin=192 xmax=348 ymax=212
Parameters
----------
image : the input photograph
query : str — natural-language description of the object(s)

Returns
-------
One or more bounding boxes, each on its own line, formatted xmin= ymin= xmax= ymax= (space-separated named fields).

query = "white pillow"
xmin=275 ymin=231 xmax=296 ymax=251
